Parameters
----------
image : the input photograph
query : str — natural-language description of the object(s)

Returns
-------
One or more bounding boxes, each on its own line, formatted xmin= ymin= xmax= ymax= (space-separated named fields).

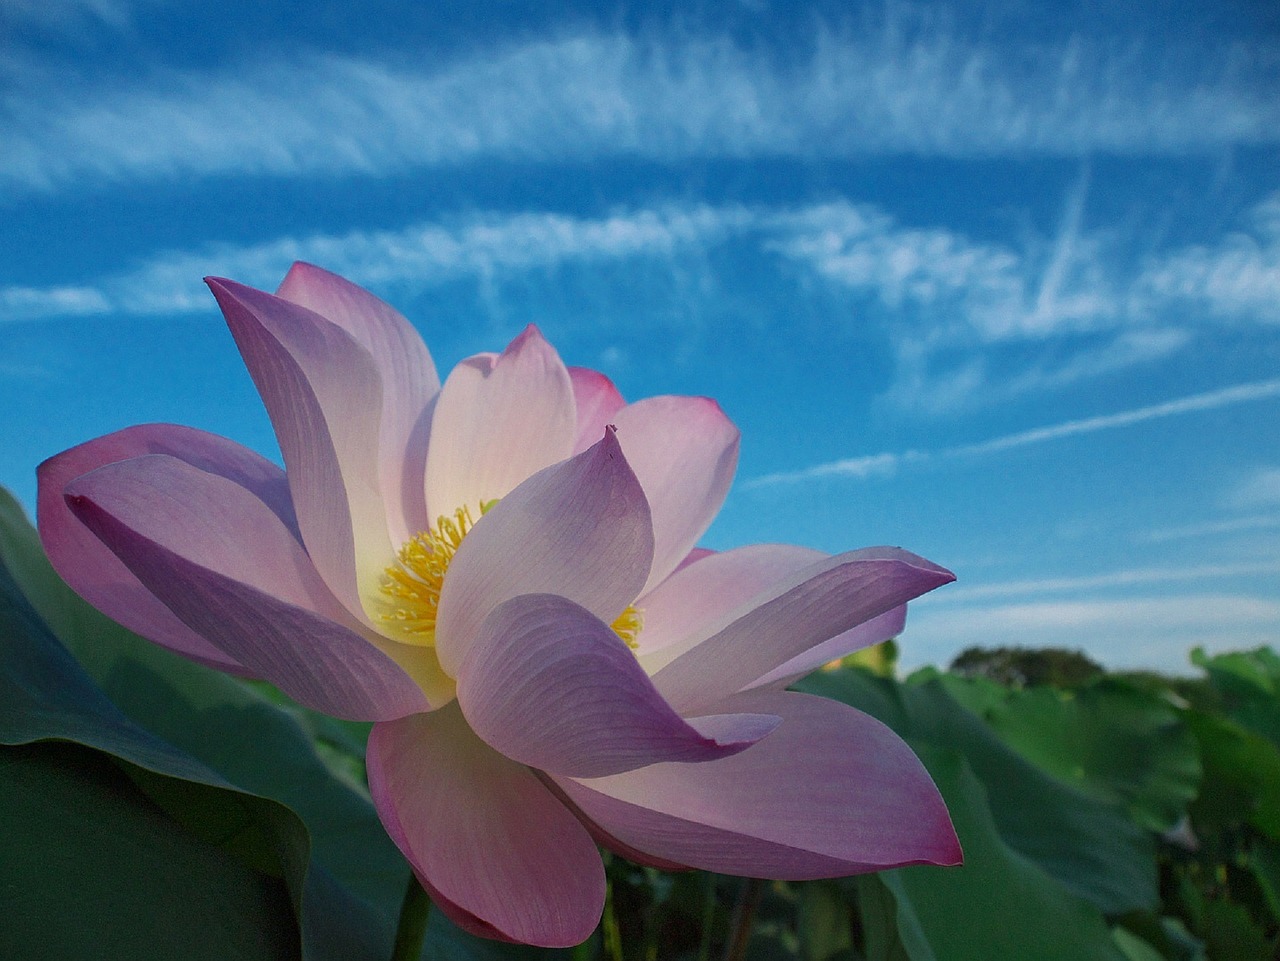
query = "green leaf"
xmin=0 ymin=527 xmax=382 ymax=961
xmin=1158 ymin=919 xmax=1207 ymax=961
xmin=798 ymin=669 xmax=1158 ymax=915
xmin=0 ymin=741 xmax=296 ymax=961
xmin=1184 ymin=711 xmax=1280 ymax=840
xmin=1111 ymin=928 xmax=1166 ymax=961
xmin=853 ymin=875 xmax=936 ymax=961
xmin=874 ymin=747 xmax=1128 ymax=961
xmin=1198 ymin=901 xmax=1272 ymax=961
xmin=797 ymin=882 xmax=853 ymax=961
xmin=1250 ymin=839 xmax=1280 ymax=926
xmin=936 ymin=675 xmax=1201 ymax=831
xmin=1192 ymin=647 xmax=1280 ymax=749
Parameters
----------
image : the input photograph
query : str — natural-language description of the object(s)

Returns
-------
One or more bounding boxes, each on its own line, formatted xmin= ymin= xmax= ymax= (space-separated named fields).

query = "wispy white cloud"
xmin=1133 ymin=191 xmax=1280 ymax=324
xmin=4 ymin=192 xmax=1274 ymax=424
xmin=0 ymin=205 xmax=749 ymax=322
xmin=950 ymin=378 xmax=1280 ymax=456
xmin=1001 ymin=329 xmax=1192 ymax=395
xmin=761 ymin=188 xmax=1164 ymax=414
xmin=743 ymin=451 xmax=913 ymax=490
xmin=1140 ymin=514 xmax=1280 ymax=543
xmin=749 ymin=377 xmax=1280 ymax=487
xmin=1224 ymin=467 xmax=1280 ymax=512
xmin=7 ymin=198 xmax=1040 ymax=331
xmin=929 ymin=560 xmax=1280 ymax=603
xmin=3 ymin=27 xmax=1277 ymax=191
xmin=763 ymin=202 xmax=1032 ymax=341
xmin=6 ymin=0 xmax=141 ymax=31
xmin=770 ymin=189 xmax=1280 ymax=411
xmin=0 ymin=285 xmax=112 ymax=322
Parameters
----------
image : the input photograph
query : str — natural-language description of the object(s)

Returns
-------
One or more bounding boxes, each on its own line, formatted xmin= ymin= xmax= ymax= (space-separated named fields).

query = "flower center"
xmin=611 ymin=606 xmax=644 ymax=651
xmin=377 ymin=501 xmax=643 ymax=650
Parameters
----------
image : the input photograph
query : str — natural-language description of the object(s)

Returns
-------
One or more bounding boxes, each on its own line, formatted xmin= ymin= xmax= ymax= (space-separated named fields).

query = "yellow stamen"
xmin=377 ymin=505 xmax=480 ymax=645
xmin=378 ymin=499 xmax=645 ymax=651
xmin=612 ymin=605 xmax=644 ymax=650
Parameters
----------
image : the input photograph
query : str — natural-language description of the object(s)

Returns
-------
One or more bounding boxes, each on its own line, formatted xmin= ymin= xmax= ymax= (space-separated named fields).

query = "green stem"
xmin=721 ymin=877 xmax=763 ymax=961
xmin=391 ymin=871 xmax=433 ymax=961
xmin=602 ymin=875 xmax=624 ymax=961
xmin=696 ymin=873 xmax=716 ymax=961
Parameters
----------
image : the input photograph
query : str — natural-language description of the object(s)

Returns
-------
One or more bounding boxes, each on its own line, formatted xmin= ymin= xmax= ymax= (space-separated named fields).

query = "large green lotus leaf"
xmin=1251 ymin=838 xmax=1280 ymax=926
xmin=1191 ymin=647 xmax=1280 ymax=698
xmin=1191 ymin=648 xmax=1280 ymax=749
xmin=934 ymin=674 xmax=1201 ymax=831
xmin=0 ymin=487 xmax=565 ymax=961
xmin=1 ymin=741 xmax=296 ymax=961
xmin=0 ymin=538 xmax=381 ymax=961
xmin=797 ymin=668 xmax=1157 ymax=915
xmin=0 ymin=486 xmax=401 ymax=913
xmin=853 ymin=874 xmax=936 ymax=961
xmin=1184 ymin=710 xmax=1280 ymax=841
xmin=1198 ymin=901 xmax=1272 ymax=961
xmin=872 ymin=747 xmax=1127 ymax=961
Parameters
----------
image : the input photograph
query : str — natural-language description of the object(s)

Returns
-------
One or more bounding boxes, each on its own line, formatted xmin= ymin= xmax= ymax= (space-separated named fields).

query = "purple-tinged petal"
xmin=435 ymin=430 xmax=654 ymax=676
xmin=206 ymin=277 xmax=393 ymax=623
xmin=554 ymin=690 xmax=962 ymax=878
xmin=748 ymin=605 xmax=907 ymax=691
xmin=368 ymin=704 xmax=605 ymax=948
xmin=651 ymin=548 xmax=954 ymax=714
xmin=458 ymin=594 xmax=778 ymax=778
xmin=673 ymin=546 xmax=716 ymax=573
xmin=424 ymin=325 xmax=575 ymax=519
xmin=64 ymin=454 xmax=430 ymax=721
xmin=275 ymin=263 xmax=439 ymax=544
xmin=536 ymin=775 xmax=692 ymax=872
xmin=36 ymin=424 xmax=298 ymax=673
xmin=568 ymin=366 xmax=625 ymax=454
xmin=611 ymin=396 xmax=739 ymax=594
xmin=635 ymin=543 xmax=825 ymax=664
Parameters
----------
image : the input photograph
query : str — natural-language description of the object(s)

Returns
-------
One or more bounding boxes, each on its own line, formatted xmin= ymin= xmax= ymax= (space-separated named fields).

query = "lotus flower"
xmin=38 ymin=263 xmax=961 ymax=947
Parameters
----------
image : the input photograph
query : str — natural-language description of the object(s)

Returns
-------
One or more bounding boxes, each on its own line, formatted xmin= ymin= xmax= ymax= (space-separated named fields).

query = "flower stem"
xmin=696 ymin=872 xmax=716 ymax=961
xmin=602 ymin=875 xmax=624 ymax=961
xmin=721 ymin=877 xmax=763 ymax=961
xmin=391 ymin=871 xmax=432 ymax=961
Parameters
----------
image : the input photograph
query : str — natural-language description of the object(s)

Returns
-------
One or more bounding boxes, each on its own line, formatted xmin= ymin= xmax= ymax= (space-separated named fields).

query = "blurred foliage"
xmin=949 ymin=645 xmax=1105 ymax=688
xmin=1 ymin=486 xmax=1277 ymax=960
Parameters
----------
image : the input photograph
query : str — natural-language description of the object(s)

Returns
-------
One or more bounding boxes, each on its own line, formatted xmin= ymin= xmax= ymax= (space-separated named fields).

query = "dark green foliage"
xmin=950 ymin=645 xmax=1105 ymax=688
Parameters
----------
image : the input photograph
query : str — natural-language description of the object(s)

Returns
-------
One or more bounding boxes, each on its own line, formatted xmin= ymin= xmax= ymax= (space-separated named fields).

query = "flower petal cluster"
xmin=39 ymin=263 xmax=961 ymax=947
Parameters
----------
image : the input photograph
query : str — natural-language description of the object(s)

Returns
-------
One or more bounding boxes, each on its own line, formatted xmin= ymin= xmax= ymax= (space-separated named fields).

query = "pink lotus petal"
xmin=424 ymin=325 xmax=576 ymax=519
xmin=458 ymin=593 xmax=778 ymax=778
xmin=64 ymin=454 xmax=429 ymax=721
xmin=555 ymin=690 xmax=962 ymax=878
xmin=611 ymin=396 xmax=740 ymax=594
xmin=368 ymin=705 xmax=605 ymax=947
xmin=434 ymin=430 xmax=654 ymax=676
xmin=635 ymin=543 xmax=825 ymax=664
xmin=673 ymin=546 xmax=716 ymax=573
xmin=748 ymin=605 xmax=907 ymax=690
xmin=539 ymin=777 xmax=692 ymax=871
xmin=652 ymin=548 xmax=954 ymax=713
xmin=568 ymin=365 xmax=625 ymax=453
xmin=206 ymin=277 xmax=394 ymax=621
xmin=275 ymin=262 xmax=440 ymax=544
xmin=36 ymin=424 xmax=298 ymax=673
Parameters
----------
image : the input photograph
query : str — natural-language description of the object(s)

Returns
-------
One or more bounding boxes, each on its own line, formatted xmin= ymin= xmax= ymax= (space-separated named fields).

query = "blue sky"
xmin=3 ymin=0 xmax=1278 ymax=672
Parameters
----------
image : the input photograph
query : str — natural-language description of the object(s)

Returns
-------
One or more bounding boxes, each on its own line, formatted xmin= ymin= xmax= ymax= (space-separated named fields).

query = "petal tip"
xmin=508 ymin=323 xmax=549 ymax=353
